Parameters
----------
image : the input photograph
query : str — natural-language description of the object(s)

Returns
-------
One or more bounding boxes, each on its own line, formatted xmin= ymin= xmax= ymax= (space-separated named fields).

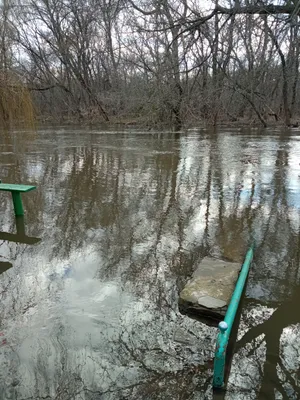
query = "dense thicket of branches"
xmin=1 ymin=0 xmax=300 ymax=128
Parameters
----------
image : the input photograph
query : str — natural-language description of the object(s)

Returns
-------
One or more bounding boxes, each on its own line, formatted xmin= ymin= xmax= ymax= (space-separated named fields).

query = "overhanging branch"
xmin=216 ymin=4 xmax=295 ymax=16
xmin=164 ymin=3 xmax=297 ymax=35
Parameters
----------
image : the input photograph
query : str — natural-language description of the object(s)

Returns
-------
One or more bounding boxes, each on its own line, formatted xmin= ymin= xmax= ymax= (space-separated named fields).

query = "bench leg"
xmin=15 ymin=216 xmax=26 ymax=235
xmin=11 ymin=192 xmax=24 ymax=216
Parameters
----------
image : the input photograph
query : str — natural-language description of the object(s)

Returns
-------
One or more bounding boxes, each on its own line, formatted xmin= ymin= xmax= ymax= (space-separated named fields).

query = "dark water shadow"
xmin=235 ymin=281 xmax=300 ymax=399
xmin=0 ymin=216 xmax=41 ymax=275
xmin=0 ymin=261 xmax=12 ymax=275
xmin=0 ymin=216 xmax=41 ymax=245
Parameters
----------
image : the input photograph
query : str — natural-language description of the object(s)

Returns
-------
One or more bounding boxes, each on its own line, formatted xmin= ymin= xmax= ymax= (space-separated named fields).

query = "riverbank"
xmin=34 ymin=113 xmax=300 ymax=131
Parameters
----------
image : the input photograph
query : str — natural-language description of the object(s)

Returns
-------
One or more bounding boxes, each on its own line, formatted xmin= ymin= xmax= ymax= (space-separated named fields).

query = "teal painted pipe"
xmin=213 ymin=245 xmax=254 ymax=388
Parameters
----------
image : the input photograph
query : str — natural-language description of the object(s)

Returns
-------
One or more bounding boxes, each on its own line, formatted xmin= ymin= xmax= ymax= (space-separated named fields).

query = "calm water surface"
xmin=0 ymin=127 xmax=300 ymax=399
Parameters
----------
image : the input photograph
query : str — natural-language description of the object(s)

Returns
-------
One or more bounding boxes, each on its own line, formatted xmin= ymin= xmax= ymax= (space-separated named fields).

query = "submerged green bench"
xmin=0 ymin=183 xmax=36 ymax=216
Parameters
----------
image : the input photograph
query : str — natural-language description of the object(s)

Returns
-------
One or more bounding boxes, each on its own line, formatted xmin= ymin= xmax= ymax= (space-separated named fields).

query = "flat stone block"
xmin=179 ymin=257 xmax=241 ymax=326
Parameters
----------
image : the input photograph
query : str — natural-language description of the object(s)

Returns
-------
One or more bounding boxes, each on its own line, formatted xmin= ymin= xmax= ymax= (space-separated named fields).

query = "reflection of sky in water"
xmin=1 ymin=129 xmax=300 ymax=398
xmin=286 ymin=140 xmax=300 ymax=212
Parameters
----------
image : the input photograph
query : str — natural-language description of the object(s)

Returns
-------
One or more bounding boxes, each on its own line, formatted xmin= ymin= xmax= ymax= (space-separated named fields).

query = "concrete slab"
xmin=178 ymin=257 xmax=241 ymax=326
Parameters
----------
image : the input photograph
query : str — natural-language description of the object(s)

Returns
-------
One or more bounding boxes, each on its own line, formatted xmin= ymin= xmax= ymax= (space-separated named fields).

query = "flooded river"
xmin=0 ymin=127 xmax=300 ymax=399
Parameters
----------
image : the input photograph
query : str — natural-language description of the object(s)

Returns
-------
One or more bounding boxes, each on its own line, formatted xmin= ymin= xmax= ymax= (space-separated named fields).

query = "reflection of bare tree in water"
xmin=85 ymin=326 xmax=212 ymax=399
xmin=2 ymin=129 xmax=300 ymax=398
xmin=0 ymin=131 xmax=216 ymax=399
xmin=234 ymin=237 xmax=300 ymax=399
xmin=236 ymin=284 xmax=300 ymax=399
xmin=228 ymin=133 xmax=300 ymax=399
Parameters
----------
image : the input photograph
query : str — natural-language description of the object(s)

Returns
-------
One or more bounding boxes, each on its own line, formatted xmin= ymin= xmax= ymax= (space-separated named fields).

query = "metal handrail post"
xmin=213 ymin=245 xmax=254 ymax=388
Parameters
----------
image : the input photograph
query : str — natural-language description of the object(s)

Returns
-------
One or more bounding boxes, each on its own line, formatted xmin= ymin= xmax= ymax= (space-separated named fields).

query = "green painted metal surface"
xmin=11 ymin=192 xmax=24 ymax=216
xmin=0 ymin=183 xmax=36 ymax=216
xmin=0 ymin=183 xmax=36 ymax=192
xmin=213 ymin=245 xmax=254 ymax=389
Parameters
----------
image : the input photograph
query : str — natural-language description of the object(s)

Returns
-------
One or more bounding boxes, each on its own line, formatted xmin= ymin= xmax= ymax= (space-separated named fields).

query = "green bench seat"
xmin=0 ymin=183 xmax=36 ymax=192
xmin=0 ymin=183 xmax=36 ymax=216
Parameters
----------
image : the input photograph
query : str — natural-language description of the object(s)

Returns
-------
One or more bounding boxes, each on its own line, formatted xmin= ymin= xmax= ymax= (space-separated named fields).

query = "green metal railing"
xmin=213 ymin=245 xmax=254 ymax=388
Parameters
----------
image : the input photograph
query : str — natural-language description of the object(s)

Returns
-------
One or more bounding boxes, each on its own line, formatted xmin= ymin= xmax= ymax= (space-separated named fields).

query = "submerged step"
xmin=179 ymin=257 xmax=241 ymax=326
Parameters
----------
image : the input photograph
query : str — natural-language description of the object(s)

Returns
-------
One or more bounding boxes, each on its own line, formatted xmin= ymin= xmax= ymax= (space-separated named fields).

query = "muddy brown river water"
xmin=0 ymin=127 xmax=299 ymax=399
